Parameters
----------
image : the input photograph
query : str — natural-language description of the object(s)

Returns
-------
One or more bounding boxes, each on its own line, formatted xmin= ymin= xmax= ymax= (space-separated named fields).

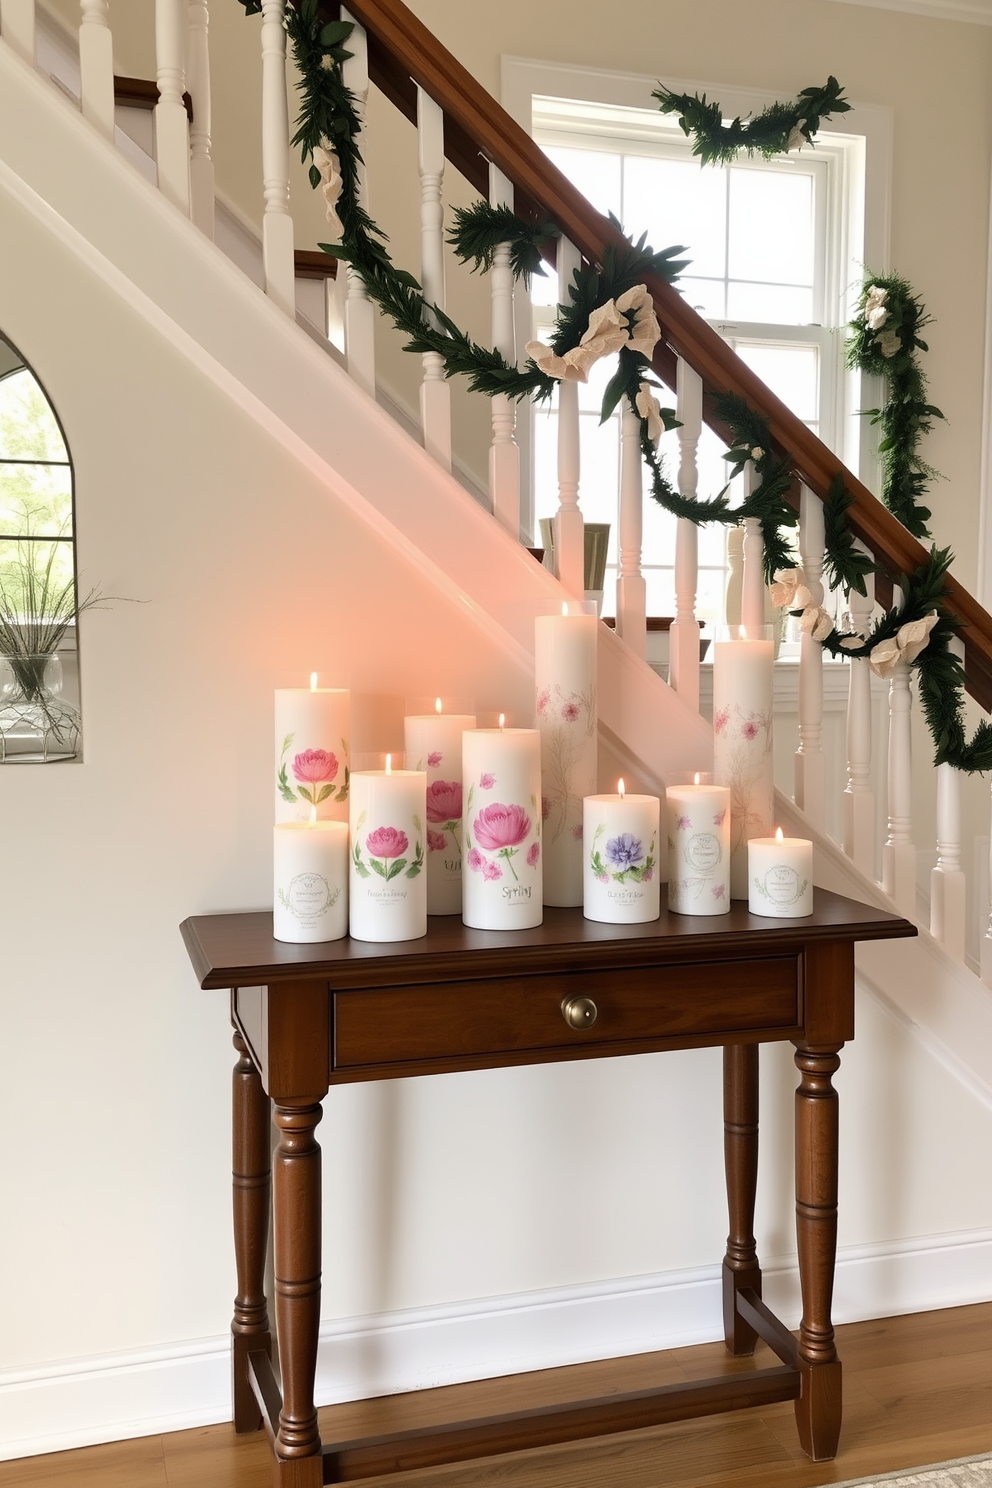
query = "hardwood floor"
xmin=2 ymin=1304 xmax=989 ymax=1487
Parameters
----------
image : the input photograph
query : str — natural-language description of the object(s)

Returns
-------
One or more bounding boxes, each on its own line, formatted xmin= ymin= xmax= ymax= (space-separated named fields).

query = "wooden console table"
xmin=181 ymin=890 xmax=915 ymax=1486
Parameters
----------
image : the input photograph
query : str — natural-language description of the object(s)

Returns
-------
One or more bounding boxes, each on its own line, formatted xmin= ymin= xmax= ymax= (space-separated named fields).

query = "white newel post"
xmin=489 ymin=164 xmax=520 ymax=538
xmin=155 ymin=0 xmax=191 ymax=214
xmin=725 ymin=525 xmax=744 ymax=626
xmin=259 ymin=0 xmax=294 ymax=314
xmin=79 ymin=0 xmax=115 ymax=140
xmin=882 ymin=588 xmax=917 ymax=915
xmin=931 ymin=635 xmax=966 ymax=959
xmin=1 ymin=0 xmax=36 ymax=64
xmin=794 ymin=485 xmax=825 ymax=827
xmin=417 ymin=87 xmax=451 ymax=471
xmin=670 ymin=357 xmax=702 ymax=711
xmin=186 ymin=0 xmax=214 ymax=237
xmin=554 ymin=236 xmax=584 ymax=597
xmin=843 ymin=557 xmax=876 ymax=876
xmin=741 ymin=513 xmax=765 ymax=630
xmin=341 ymin=12 xmax=374 ymax=393
xmin=615 ymin=401 xmax=647 ymax=658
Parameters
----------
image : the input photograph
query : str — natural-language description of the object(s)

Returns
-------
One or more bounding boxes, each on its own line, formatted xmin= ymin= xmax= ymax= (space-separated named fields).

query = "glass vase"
xmin=0 ymin=653 xmax=81 ymax=762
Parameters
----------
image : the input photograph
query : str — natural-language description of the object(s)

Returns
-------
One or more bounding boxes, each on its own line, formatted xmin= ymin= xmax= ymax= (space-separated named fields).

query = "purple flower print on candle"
xmin=677 ymin=814 xmax=691 ymax=831
xmin=526 ymin=841 xmax=540 ymax=868
xmin=713 ymin=883 xmax=726 ymax=900
xmin=479 ymin=772 xmax=496 ymax=790
xmin=427 ymin=829 xmax=447 ymax=853
xmin=426 ymin=780 xmax=462 ymax=823
xmin=472 ymin=802 xmax=532 ymax=882
xmin=427 ymin=750 xmax=443 ymax=767
xmin=713 ymin=809 xmax=727 ymax=827
xmin=605 ymin=833 xmax=644 ymax=872
xmin=290 ymin=747 xmax=340 ymax=807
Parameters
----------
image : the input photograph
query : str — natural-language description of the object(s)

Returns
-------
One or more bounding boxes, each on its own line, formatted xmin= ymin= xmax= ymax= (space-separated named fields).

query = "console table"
xmin=181 ymin=890 xmax=915 ymax=1486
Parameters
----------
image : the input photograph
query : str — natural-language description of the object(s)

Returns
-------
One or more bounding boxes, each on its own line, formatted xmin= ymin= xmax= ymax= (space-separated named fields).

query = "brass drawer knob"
xmin=561 ymin=994 xmax=598 ymax=1030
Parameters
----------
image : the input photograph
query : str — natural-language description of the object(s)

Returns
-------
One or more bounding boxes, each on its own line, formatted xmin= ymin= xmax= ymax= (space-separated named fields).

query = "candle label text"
xmin=501 ymin=884 xmax=532 ymax=902
xmin=684 ymin=831 xmax=722 ymax=873
xmin=279 ymin=872 xmax=340 ymax=925
xmin=754 ymin=865 xmax=808 ymax=906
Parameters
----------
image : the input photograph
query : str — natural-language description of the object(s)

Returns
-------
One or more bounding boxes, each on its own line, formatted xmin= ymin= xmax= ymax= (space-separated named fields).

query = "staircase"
xmin=1 ymin=0 xmax=991 ymax=1461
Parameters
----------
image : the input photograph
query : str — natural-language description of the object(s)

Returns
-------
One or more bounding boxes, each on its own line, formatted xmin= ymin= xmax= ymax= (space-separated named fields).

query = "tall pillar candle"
xmin=712 ymin=624 xmax=774 ymax=897
xmin=349 ymin=758 xmax=427 ymax=942
xmin=463 ymin=724 xmax=542 ymax=929
xmin=666 ymin=774 xmax=731 ymax=915
xmin=583 ymin=781 xmax=660 ymax=923
xmin=749 ymin=829 xmax=813 ymax=917
xmin=275 ymin=677 xmax=350 ymax=824
xmin=273 ymin=819 xmax=348 ymax=943
xmin=535 ymin=604 xmax=597 ymax=906
xmin=404 ymin=701 xmax=477 ymax=915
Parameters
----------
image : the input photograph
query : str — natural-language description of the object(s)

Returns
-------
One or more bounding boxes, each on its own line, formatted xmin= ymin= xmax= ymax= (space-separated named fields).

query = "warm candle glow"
xmin=617 ymin=778 xmax=626 ymax=800
xmin=561 ymin=601 xmax=569 ymax=616
xmin=310 ymin=672 xmax=318 ymax=691
xmin=694 ymin=772 xmax=701 ymax=786
xmin=385 ymin=753 xmax=392 ymax=774
xmin=775 ymin=826 xmax=784 ymax=842
xmin=308 ymin=805 xmax=317 ymax=828
xmin=499 ymin=713 xmax=505 ymax=731
xmin=435 ymin=697 xmax=442 ymax=714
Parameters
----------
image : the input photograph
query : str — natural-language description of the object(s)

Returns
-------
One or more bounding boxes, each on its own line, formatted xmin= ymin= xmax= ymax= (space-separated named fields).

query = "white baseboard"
xmin=3 ymin=1227 xmax=989 ymax=1462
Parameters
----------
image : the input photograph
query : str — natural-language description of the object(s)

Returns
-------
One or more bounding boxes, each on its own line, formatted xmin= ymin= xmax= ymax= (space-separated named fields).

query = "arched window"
xmin=0 ymin=333 xmax=80 ymax=762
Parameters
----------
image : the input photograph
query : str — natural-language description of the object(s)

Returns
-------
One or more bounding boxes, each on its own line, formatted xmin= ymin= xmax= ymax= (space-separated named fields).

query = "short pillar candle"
xmin=273 ymin=818 xmax=348 ymax=943
xmin=275 ymin=675 xmax=350 ymax=824
xmin=748 ymin=828 xmax=813 ymax=917
xmin=349 ymin=756 xmax=427 ymax=942
xmin=462 ymin=720 xmax=542 ymax=930
xmin=404 ymin=699 xmax=477 ymax=915
xmin=535 ymin=604 xmax=598 ymax=907
xmin=583 ymin=780 xmax=660 ymax=924
xmin=666 ymin=773 xmax=731 ymax=915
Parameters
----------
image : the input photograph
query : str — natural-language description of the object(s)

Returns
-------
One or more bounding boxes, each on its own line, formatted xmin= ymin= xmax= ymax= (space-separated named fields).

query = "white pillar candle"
xmin=349 ymin=757 xmax=427 ymax=942
xmin=275 ymin=676 xmax=350 ymax=824
xmin=463 ymin=722 xmax=542 ymax=929
xmin=404 ymin=700 xmax=477 ymax=915
xmin=535 ymin=604 xmax=598 ymax=907
xmin=583 ymin=780 xmax=660 ymax=924
xmin=273 ymin=818 xmax=349 ymax=943
xmin=712 ymin=625 xmax=774 ymax=897
xmin=666 ymin=774 xmax=731 ymax=915
xmin=749 ymin=828 xmax=813 ymax=918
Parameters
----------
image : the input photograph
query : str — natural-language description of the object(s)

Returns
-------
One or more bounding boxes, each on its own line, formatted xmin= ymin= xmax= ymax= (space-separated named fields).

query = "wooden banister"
xmin=317 ymin=0 xmax=992 ymax=710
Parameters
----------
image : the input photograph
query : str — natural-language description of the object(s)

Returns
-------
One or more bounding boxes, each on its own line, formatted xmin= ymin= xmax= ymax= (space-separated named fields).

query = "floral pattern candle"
xmin=535 ymin=605 xmax=597 ymax=907
xmin=583 ymin=780 xmax=660 ymax=924
xmin=462 ymin=722 xmax=542 ymax=930
xmin=273 ymin=817 xmax=348 ymax=943
xmin=349 ymin=756 xmax=427 ymax=942
xmin=712 ymin=625 xmax=774 ymax=897
xmin=404 ymin=700 xmax=477 ymax=915
xmin=749 ymin=828 xmax=813 ymax=918
xmin=275 ymin=676 xmax=349 ymax=824
xmin=666 ymin=773 xmax=731 ymax=915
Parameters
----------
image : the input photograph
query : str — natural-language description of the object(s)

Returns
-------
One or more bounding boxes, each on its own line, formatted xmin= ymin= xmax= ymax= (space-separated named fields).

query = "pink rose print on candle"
xmin=677 ymin=814 xmax=691 ymax=831
xmin=427 ymin=829 xmax=447 ymax=853
xmin=479 ymin=772 xmax=496 ymax=790
xmin=359 ymin=825 xmax=424 ymax=883
xmin=472 ymin=802 xmax=532 ymax=882
xmin=741 ymin=719 xmax=758 ymax=742
xmin=367 ymin=825 xmax=407 ymax=859
xmin=526 ymin=841 xmax=540 ymax=868
xmin=427 ymin=750 xmax=443 ymax=768
xmin=561 ymin=701 xmax=580 ymax=723
xmin=290 ymin=748 xmax=339 ymax=807
xmin=714 ymin=707 xmax=730 ymax=735
xmin=536 ymin=687 xmax=550 ymax=717
xmin=481 ymin=859 xmax=503 ymax=882
xmin=467 ymin=848 xmax=485 ymax=874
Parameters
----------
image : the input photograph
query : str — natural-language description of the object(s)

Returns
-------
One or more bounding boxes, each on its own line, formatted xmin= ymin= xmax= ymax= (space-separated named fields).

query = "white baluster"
xmin=615 ymin=401 xmax=646 ymax=657
xmin=842 ymin=556 xmax=876 ymax=876
xmin=554 ymin=236 xmax=583 ymax=597
xmin=342 ymin=11 xmax=374 ymax=393
xmin=186 ymin=0 xmax=214 ymax=237
xmin=488 ymin=164 xmax=520 ymax=538
xmin=259 ymin=0 xmax=294 ymax=314
xmin=794 ymin=485 xmax=826 ymax=827
xmin=154 ymin=0 xmax=190 ymax=213
xmin=669 ymin=358 xmax=702 ymax=710
xmin=79 ymin=0 xmax=115 ymax=140
xmin=741 ymin=515 xmax=765 ymax=629
xmin=725 ymin=525 xmax=744 ymax=626
xmin=416 ymin=87 xmax=451 ymax=471
xmin=882 ymin=585 xmax=917 ymax=915
xmin=1 ymin=0 xmax=36 ymax=65
xmin=931 ymin=635 xmax=966 ymax=958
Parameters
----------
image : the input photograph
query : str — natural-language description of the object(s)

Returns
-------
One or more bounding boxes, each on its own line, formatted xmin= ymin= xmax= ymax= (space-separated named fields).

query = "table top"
xmin=181 ymin=890 xmax=916 ymax=992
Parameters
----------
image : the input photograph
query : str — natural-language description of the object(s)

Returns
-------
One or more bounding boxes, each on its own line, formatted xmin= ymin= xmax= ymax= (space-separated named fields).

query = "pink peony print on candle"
xmin=470 ymin=802 xmax=534 ymax=883
xmin=426 ymin=780 xmax=462 ymax=824
xmin=427 ymin=750 xmax=443 ymax=768
xmin=288 ymin=748 xmax=340 ymax=807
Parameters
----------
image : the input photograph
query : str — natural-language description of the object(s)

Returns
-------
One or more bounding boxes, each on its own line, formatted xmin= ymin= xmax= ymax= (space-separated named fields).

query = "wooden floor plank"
xmin=4 ymin=1306 xmax=990 ymax=1488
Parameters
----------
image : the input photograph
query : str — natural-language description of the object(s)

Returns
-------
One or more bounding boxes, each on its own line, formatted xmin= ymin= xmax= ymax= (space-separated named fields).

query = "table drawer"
xmin=333 ymin=956 xmax=800 ymax=1069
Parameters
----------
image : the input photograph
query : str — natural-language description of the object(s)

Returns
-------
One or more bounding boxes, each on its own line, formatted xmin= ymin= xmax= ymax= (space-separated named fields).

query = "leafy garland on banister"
xmin=235 ymin=3 xmax=990 ymax=772
xmin=653 ymin=76 xmax=851 ymax=163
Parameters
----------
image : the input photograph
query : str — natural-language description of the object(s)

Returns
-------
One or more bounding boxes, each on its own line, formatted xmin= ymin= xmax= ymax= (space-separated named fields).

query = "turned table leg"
xmin=272 ymin=1099 xmax=324 ymax=1488
xmin=722 ymin=1042 xmax=762 ymax=1355
xmin=793 ymin=1042 xmax=843 ymax=1461
xmin=232 ymin=1021 xmax=272 ymax=1433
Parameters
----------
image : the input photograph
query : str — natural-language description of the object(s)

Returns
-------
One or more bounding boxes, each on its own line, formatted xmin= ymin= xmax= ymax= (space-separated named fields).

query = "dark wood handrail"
xmin=321 ymin=0 xmax=992 ymax=709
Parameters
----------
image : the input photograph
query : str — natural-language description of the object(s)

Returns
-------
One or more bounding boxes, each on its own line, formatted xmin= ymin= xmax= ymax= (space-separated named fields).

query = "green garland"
xmin=653 ymin=76 xmax=851 ymax=163
xmin=846 ymin=273 xmax=944 ymax=540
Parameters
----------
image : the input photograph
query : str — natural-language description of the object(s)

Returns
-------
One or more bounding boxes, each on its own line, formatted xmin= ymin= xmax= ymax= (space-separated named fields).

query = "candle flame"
xmin=775 ymin=826 xmax=784 ymax=842
xmin=310 ymin=671 xmax=318 ymax=691
xmin=561 ymin=601 xmax=568 ymax=616
xmin=694 ymin=772 xmax=700 ymax=786
xmin=308 ymin=805 xmax=317 ymax=827
xmin=386 ymin=753 xmax=392 ymax=774
xmin=499 ymin=713 xmax=505 ymax=731
xmin=435 ymin=696 xmax=442 ymax=714
xmin=617 ymin=778 xmax=625 ymax=800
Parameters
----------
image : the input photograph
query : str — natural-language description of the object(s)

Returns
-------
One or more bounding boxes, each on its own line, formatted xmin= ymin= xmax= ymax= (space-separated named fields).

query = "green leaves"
xmin=277 ymin=763 xmax=296 ymax=806
xmin=653 ymin=76 xmax=850 ymax=164
xmin=821 ymin=473 xmax=876 ymax=598
xmin=448 ymin=202 xmax=559 ymax=284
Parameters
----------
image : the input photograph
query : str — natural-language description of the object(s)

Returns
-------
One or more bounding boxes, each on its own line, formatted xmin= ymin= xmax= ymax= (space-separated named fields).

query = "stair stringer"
xmin=777 ymin=792 xmax=992 ymax=1112
xmin=0 ymin=37 xmax=713 ymax=784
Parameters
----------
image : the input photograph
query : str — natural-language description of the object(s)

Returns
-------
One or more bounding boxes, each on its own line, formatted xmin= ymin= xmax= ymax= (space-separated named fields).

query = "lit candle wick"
xmin=386 ymin=753 xmax=392 ymax=774
xmin=435 ymin=696 xmax=442 ymax=714
xmin=310 ymin=671 xmax=318 ymax=691
xmin=775 ymin=826 xmax=784 ymax=842
xmin=617 ymin=778 xmax=625 ymax=800
xmin=308 ymin=805 xmax=317 ymax=828
xmin=561 ymin=601 xmax=568 ymax=616
xmin=694 ymin=772 xmax=700 ymax=786
xmin=499 ymin=713 xmax=505 ymax=731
